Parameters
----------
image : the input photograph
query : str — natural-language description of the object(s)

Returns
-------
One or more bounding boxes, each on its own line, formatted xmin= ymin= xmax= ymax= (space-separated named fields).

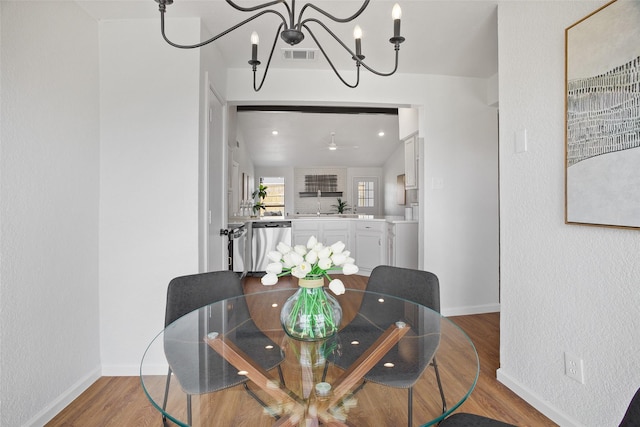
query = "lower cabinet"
xmin=292 ymin=220 xmax=350 ymax=248
xmin=291 ymin=219 xmax=416 ymax=275
xmin=354 ymin=221 xmax=386 ymax=274
xmin=292 ymin=221 xmax=320 ymax=246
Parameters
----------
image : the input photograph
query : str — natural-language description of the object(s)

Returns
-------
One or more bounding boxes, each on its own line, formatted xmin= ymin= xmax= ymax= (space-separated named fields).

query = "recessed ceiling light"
xmin=272 ymin=130 xmax=278 ymax=136
xmin=378 ymin=131 xmax=385 ymax=137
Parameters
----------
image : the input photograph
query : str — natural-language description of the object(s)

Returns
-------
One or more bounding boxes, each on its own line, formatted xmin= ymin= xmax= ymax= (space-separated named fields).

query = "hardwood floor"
xmin=46 ymin=275 xmax=556 ymax=427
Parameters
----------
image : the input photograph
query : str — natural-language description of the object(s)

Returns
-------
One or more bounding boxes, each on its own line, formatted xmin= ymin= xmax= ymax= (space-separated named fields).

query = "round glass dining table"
xmin=140 ymin=288 xmax=479 ymax=427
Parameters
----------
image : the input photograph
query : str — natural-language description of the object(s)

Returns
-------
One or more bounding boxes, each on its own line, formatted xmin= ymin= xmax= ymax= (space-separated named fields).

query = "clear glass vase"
xmin=280 ymin=277 xmax=342 ymax=341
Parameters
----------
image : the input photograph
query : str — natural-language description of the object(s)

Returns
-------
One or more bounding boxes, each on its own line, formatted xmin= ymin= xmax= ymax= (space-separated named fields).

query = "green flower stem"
xmin=285 ymin=286 xmax=337 ymax=339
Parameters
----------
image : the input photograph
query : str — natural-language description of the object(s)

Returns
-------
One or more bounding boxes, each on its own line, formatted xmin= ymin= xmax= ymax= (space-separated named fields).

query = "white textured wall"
xmin=421 ymin=77 xmax=500 ymax=315
xmin=0 ymin=2 xmax=100 ymax=425
xmin=99 ymin=19 xmax=202 ymax=373
xmin=497 ymin=2 xmax=640 ymax=425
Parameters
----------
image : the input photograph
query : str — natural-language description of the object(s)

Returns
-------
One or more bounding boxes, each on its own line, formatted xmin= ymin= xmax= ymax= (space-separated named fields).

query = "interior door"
xmin=352 ymin=176 xmax=380 ymax=216
xmin=204 ymin=81 xmax=226 ymax=271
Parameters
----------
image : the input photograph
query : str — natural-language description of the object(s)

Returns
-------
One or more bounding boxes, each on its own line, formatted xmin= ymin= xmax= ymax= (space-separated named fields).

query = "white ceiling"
xmin=237 ymin=108 xmax=401 ymax=167
xmin=77 ymin=0 xmax=498 ymax=168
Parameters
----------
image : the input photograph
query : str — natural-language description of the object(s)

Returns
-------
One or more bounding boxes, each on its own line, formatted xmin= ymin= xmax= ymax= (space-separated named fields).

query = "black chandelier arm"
xmin=297 ymin=0 xmax=370 ymax=28
xmin=252 ymin=23 xmax=284 ymax=91
xmin=226 ymin=0 xmax=295 ymax=31
xmin=360 ymin=48 xmax=400 ymax=77
xmin=304 ymin=24 xmax=361 ymax=88
xmin=159 ymin=8 xmax=287 ymax=49
xmin=226 ymin=0 xmax=286 ymax=13
xmin=302 ymin=19 xmax=400 ymax=77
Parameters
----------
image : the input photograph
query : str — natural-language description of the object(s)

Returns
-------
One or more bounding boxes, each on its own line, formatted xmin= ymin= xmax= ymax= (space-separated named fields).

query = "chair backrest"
xmin=619 ymin=387 xmax=640 ymax=426
xmin=366 ymin=265 xmax=440 ymax=312
xmin=165 ymin=270 xmax=243 ymax=326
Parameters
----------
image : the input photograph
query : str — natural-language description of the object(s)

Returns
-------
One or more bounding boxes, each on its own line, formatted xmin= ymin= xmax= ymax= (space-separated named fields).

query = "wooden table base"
xmin=206 ymin=322 xmax=410 ymax=426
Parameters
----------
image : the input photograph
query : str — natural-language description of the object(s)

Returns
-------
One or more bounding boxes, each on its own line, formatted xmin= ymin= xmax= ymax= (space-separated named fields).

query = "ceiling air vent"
xmin=282 ymin=48 xmax=318 ymax=61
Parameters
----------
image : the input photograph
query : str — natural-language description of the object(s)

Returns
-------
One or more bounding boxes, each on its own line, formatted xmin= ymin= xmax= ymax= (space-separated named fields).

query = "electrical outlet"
xmin=565 ymin=353 xmax=584 ymax=384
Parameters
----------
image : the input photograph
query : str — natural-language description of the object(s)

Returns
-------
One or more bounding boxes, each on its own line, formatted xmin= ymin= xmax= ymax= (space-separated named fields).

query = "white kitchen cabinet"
xmin=322 ymin=220 xmax=350 ymax=248
xmin=292 ymin=220 xmax=350 ymax=247
xmin=292 ymin=221 xmax=320 ymax=246
xmin=404 ymin=134 xmax=418 ymax=189
xmin=354 ymin=221 xmax=386 ymax=273
xmin=387 ymin=222 xmax=418 ymax=269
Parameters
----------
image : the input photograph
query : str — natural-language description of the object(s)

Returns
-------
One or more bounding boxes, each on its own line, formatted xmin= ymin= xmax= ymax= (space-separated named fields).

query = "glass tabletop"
xmin=140 ymin=288 xmax=479 ymax=427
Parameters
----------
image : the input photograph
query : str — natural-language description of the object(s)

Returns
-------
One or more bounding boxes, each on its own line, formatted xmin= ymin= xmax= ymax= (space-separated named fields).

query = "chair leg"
xmin=162 ymin=367 xmax=172 ymax=425
xmin=321 ymin=360 xmax=330 ymax=382
xmin=432 ymin=356 xmax=447 ymax=413
xmin=277 ymin=365 xmax=286 ymax=387
xmin=187 ymin=394 xmax=192 ymax=426
xmin=352 ymin=379 xmax=367 ymax=395
xmin=243 ymin=382 xmax=281 ymax=420
xmin=408 ymin=387 xmax=413 ymax=427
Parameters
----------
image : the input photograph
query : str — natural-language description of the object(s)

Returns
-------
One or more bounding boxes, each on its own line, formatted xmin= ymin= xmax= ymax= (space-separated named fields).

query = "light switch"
xmin=515 ymin=129 xmax=527 ymax=153
xmin=431 ymin=177 xmax=444 ymax=190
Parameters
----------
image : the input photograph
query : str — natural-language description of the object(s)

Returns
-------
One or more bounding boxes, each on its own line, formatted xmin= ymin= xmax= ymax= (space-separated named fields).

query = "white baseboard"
xmin=441 ymin=303 xmax=500 ymax=317
xmin=25 ymin=366 xmax=101 ymax=427
xmin=101 ymin=364 xmax=149 ymax=376
xmin=497 ymin=368 xmax=584 ymax=427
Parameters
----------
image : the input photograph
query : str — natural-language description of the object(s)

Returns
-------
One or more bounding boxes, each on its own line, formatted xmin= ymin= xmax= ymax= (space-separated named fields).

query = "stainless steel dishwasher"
xmin=251 ymin=221 xmax=292 ymax=272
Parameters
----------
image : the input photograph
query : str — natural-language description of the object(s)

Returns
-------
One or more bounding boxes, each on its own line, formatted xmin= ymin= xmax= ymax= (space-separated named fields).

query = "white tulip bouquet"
xmin=262 ymin=236 xmax=359 ymax=340
xmin=260 ymin=235 xmax=359 ymax=296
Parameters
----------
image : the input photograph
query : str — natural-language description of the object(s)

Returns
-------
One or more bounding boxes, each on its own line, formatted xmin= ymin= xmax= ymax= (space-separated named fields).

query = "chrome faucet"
xmin=317 ymin=190 xmax=321 ymax=216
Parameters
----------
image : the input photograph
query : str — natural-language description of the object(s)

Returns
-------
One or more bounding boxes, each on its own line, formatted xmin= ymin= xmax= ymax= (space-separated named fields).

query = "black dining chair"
xmin=439 ymin=389 xmax=640 ymax=427
xmin=619 ymin=387 xmax=640 ymax=426
xmin=438 ymin=413 xmax=516 ymax=426
xmin=327 ymin=265 xmax=447 ymax=427
xmin=440 ymin=386 xmax=640 ymax=426
xmin=161 ymin=270 xmax=284 ymax=426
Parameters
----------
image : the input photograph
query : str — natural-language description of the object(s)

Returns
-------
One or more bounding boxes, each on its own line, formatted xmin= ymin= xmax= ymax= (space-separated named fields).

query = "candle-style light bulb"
xmin=251 ymin=31 xmax=260 ymax=46
xmin=392 ymin=4 xmax=402 ymax=38
xmin=353 ymin=25 xmax=363 ymax=58
xmin=392 ymin=3 xmax=402 ymax=20
xmin=250 ymin=31 xmax=259 ymax=62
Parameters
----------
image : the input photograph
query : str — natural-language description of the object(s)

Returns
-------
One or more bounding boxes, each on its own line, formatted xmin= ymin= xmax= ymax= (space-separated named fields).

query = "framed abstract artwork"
xmin=565 ymin=0 xmax=640 ymax=229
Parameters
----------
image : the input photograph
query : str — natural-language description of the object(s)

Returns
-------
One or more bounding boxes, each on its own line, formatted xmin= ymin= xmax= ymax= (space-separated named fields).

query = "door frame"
xmin=200 ymin=73 xmax=227 ymax=272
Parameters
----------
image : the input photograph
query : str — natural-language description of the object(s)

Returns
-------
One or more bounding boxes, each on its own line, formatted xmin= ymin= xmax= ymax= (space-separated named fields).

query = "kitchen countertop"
xmin=228 ymin=215 xmax=418 ymax=224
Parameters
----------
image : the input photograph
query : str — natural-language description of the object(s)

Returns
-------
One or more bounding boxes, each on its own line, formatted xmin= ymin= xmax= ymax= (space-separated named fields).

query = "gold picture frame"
xmin=565 ymin=0 xmax=640 ymax=229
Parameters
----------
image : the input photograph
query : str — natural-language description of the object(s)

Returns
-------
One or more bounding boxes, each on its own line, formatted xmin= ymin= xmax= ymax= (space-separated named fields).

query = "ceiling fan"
xmin=326 ymin=132 xmax=356 ymax=151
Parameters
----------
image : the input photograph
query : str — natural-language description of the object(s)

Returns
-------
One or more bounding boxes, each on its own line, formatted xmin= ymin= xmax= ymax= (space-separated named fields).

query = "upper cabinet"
xmin=404 ymin=134 xmax=418 ymax=189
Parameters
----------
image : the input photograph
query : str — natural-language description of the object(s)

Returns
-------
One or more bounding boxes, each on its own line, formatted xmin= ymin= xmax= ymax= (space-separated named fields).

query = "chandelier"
xmin=154 ymin=0 xmax=405 ymax=91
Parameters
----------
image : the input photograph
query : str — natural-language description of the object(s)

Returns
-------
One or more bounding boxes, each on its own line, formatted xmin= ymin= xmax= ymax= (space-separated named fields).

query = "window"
xmin=357 ymin=180 xmax=375 ymax=207
xmin=260 ymin=177 xmax=285 ymax=216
